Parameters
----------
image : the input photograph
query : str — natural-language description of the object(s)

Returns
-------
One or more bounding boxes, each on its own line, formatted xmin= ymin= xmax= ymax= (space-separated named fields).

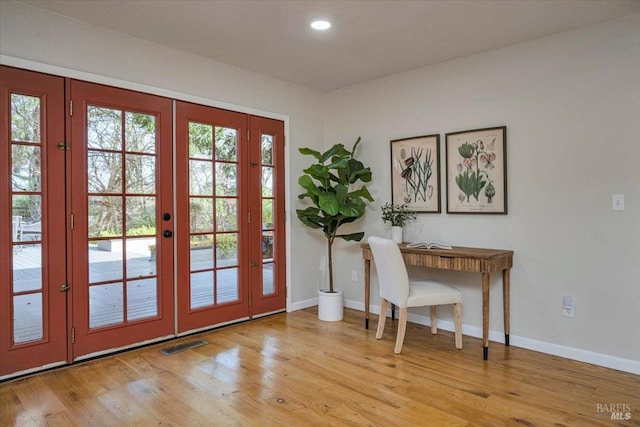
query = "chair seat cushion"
xmin=406 ymin=280 xmax=462 ymax=307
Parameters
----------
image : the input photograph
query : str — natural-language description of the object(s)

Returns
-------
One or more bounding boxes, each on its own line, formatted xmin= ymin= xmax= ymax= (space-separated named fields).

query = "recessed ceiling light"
xmin=311 ymin=20 xmax=331 ymax=31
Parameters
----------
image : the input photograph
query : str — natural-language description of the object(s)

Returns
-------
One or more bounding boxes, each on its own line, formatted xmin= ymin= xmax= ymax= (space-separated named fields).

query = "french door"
xmin=69 ymin=81 xmax=174 ymax=357
xmin=1 ymin=67 xmax=286 ymax=377
xmin=175 ymin=102 xmax=285 ymax=333
xmin=248 ymin=116 xmax=286 ymax=316
xmin=0 ymin=66 xmax=67 ymax=375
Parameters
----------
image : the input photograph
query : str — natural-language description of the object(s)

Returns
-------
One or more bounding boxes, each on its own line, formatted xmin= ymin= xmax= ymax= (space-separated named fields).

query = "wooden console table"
xmin=361 ymin=244 xmax=514 ymax=360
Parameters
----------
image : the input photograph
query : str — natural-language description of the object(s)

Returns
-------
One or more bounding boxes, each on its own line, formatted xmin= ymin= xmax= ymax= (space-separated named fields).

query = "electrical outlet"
xmin=351 ymin=270 xmax=358 ymax=281
xmin=563 ymin=295 xmax=575 ymax=317
xmin=612 ymin=194 xmax=624 ymax=211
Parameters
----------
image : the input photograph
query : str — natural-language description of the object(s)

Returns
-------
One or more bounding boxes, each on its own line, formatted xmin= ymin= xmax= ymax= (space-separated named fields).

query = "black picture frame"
xmin=390 ymin=134 xmax=441 ymax=213
xmin=445 ymin=126 xmax=507 ymax=214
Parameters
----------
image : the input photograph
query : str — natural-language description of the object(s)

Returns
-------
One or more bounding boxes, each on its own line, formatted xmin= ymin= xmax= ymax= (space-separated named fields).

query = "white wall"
xmin=325 ymin=13 xmax=640 ymax=365
xmin=0 ymin=1 xmax=326 ymax=305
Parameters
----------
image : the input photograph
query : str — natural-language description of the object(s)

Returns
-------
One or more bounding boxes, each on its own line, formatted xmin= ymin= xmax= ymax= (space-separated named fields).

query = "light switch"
xmin=612 ymin=194 xmax=624 ymax=211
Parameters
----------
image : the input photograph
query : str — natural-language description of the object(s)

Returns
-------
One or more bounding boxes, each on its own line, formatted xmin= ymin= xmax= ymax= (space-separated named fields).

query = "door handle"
xmin=163 ymin=230 xmax=173 ymax=238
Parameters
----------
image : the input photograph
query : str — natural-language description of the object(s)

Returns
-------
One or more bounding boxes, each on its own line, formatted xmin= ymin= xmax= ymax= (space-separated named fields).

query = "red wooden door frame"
xmin=0 ymin=66 xmax=68 ymax=376
xmin=248 ymin=116 xmax=286 ymax=316
xmin=175 ymin=101 xmax=251 ymax=333
xmin=69 ymin=81 xmax=174 ymax=358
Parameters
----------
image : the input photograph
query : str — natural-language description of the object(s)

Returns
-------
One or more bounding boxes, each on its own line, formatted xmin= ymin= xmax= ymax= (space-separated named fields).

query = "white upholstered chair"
xmin=368 ymin=236 xmax=463 ymax=354
xmin=12 ymin=216 xmax=22 ymax=253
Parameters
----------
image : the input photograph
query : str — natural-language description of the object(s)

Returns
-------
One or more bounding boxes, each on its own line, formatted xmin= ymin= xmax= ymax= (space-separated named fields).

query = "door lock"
xmin=163 ymin=230 xmax=173 ymax=238
xmin=59 ymin=284 xmax=70 ymax=292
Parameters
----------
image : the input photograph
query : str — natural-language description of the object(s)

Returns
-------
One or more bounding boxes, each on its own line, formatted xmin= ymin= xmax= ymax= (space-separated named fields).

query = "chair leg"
xmin=394 ymin=307 xmax=408 ymax=354
xmin=454 ymin=303 xmax=462 ymax=349
xmin=430 ymin=306 xmax=437 ymax=334
xmin=376 ymin=298 xmax=387 ymax=339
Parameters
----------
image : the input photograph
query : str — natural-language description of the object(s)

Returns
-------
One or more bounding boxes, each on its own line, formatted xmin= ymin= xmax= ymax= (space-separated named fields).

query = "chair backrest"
xmin=21 ymin=221 xmax=41 ymax=234
xmin=12 ymin=216 xmax=22 ymax=242
xmin=367 ymin=236 xmax=410 ymax=307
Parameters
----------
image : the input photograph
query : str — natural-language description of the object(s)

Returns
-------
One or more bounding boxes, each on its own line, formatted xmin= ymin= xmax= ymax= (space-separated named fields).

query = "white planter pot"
xmin=318 ymin=289 xmax=344 ymax=321
xmin=391 ymin=226 xmax=403 ymax=244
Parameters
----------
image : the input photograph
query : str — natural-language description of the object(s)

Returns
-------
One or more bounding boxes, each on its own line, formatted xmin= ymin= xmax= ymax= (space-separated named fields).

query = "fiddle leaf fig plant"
xmin=297 ymin=137 xmax=374 ymax=293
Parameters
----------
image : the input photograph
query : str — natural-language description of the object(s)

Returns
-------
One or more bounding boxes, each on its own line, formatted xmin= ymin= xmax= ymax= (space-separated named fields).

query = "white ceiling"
xmin=18 ymin=0 xmax=640 ymax=91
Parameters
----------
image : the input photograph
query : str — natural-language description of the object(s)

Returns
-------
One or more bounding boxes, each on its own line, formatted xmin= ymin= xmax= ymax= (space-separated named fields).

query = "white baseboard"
xmin=290 ymin=297 xmax=318 ymax=312
xmin=342 ymin=299 xmax=640 ymax=375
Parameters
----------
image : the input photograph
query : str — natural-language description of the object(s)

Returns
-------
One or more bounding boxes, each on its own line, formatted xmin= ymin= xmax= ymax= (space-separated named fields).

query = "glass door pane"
xmin=86 ymin=106 xmax=159 ymax=328
xmin=189 ymin=125 xmax=240 ymax=307
xmin=261 ymin=134 xmax=275 ymax=296
xmin=11 ymin=94 xmax=45 ymax=343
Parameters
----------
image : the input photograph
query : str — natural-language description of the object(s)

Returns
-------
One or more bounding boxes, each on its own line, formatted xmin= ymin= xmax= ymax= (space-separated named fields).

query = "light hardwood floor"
xmin=1 ymin=308 xmax=638 ymax=426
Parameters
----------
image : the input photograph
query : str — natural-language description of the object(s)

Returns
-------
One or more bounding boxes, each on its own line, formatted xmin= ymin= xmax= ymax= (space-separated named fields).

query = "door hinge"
xmin=59 ymin=283 xmax=70 ymax=292
xmin=247 ymin=129 xmax=250 ymax=142
xmin=69 ymin=100 xmax=73 ymax=116
xmin=57 ymin=142 xmax=69 ymax=150
xmin=71 ymin=327 xmax=75 ymax=344
xmin=248 ymin=212 xmax=251 ymax=224
xmin=70 ymin=214 xmax=74 ymax=230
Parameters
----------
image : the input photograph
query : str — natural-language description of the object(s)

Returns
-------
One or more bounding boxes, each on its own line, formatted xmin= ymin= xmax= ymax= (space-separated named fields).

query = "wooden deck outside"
xmin=12 ymin=243 xmax=274 ymax=342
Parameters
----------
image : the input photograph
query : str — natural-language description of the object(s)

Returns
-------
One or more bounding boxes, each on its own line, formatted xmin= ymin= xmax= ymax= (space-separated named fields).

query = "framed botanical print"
xmin=445 ymin=126 xmax=507 ymax=214
xmin=390 ymin=134 xmax=441 ymax=213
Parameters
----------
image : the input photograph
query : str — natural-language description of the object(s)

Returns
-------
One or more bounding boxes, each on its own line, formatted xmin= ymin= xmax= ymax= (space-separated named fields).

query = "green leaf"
xmin=336 ymin=232 xmax=364 ymax=242
xmin=297 ymin=206 xmax=320 ymax=215
xmin=348 ymin=158 xmax=364 ymax=172
xmin=298 ymin=175 xmax=319 ymax=195
xmin=327 ymin=157 xmax=350 ymax=170
xmin=299 ymin=147 xmax=322 ymax=159
xmin=339 ymin=204 xmax=362 ymax=217
xmin=348 ymin=186 xmax=374 ymax=202
xmin=349 ymin=137 xmax=362 ymax=159
xmin=303 ymin=164 xmax=330 ymax=181
xmin=338 ymin=216 xmax=358 ymax=225
xmin=340 ymin=198 xmax=365 ymax=217
xmin=348 ymin=162 xmax=372 ymax=183
xmin=318 ymin=192 xmax=340 ymax=216
xmin=335 ymin=184 xmax=348 ymax=203
xmin=319 ymin=144 xmax=349 ymax=163
xmin=296 ymin=208 xmax=323 ymax=229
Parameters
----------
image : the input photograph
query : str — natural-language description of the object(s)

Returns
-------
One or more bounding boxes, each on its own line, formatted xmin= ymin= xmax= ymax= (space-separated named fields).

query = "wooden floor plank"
xmin=1 ymin=308 xmax=639 ymax=426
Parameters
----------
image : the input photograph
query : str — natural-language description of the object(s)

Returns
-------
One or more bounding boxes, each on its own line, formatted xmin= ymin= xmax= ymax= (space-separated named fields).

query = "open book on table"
xmin=405 ymin=242 xmax=453 ymax=250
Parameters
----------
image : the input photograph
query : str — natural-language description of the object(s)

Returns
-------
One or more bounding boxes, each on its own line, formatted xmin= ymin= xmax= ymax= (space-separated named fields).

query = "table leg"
xmin=364 ymin=259 xmax=371 ymax=329
xmin=503 ymin=268 xmax=510 ymax=346
xmin=482 ymin=272 xmax=490 ymax=360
